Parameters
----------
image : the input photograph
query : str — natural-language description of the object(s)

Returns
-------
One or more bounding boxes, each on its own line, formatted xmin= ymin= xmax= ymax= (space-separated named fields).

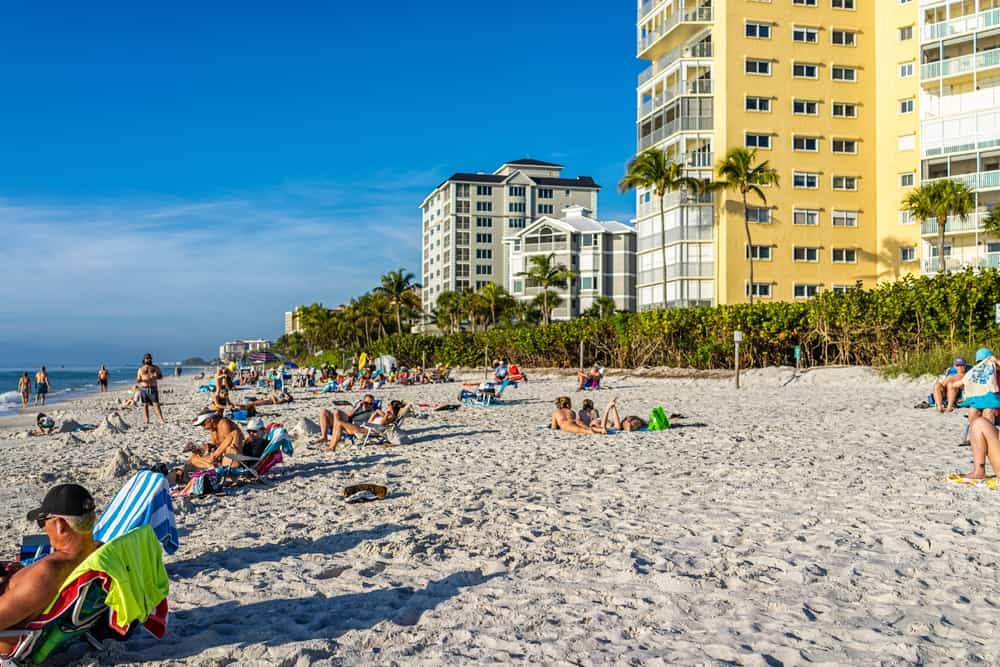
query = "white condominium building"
xmin=506 ymin=205 xmax=637 ymax=320
xmin=420 ymin=159 xmax=600 ymax=320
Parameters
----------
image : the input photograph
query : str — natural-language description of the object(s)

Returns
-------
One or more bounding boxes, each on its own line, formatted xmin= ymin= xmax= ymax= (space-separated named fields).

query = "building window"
xmin=832 ymin=138 xmax=858 ymax=154
xmin=455 ymin=184 xmax=470 ymax=197
xmin=476 ymin=201 xmax=492 ymax=212
xmin=832 ymin=210 xmax=859 ymax=227
xmin=900 ymin=246 xmax=916 ymax=262
xmin=475 ymin=248 xmax=492 ymax=259
xmin=793 ymin=99 xmax=819 ymax=115
xmin=832 ymin=0 xmax=855 ymax=8
xmin=476 ymin=217 xmax=493 ymax=227
xmin=794 ymin=284 xmax=821 ymax=299
xmin=793 ymin=62 xmax=819 ymax=78
xmin=793 ymin=208 xmax=819 ymax=225
xmin=793 ymin=27 xmax=819 ymax=43
xmin=832 ymin=66 xmax=857 ymax=81
xmin=745 ymin=133 xmax=772 ymax=149
xmin=746 ymin=282 xmax=773 ymax=298
xmin=475 ymin=265 xmax=492 ymax=275
xmin=456 ymin=200 xmax=470 ymax=213
xmin=509 ymin=218 xmax=526 ymax=229
xmin=794 ymin=247 xmax=820 ymax=262
xmin=794 ymin=136 xmax=819 ymax=152
xmin=793 ymin=172 xmax=819 ymax=189
xmin=746 ymin=96 xmax=772 ymax=112
xmin=747 ymin=206 xmax=771 ymax=223
xmin=508 ymin=202 xmax=525 ymax=212
xmin=538 ymin=188 xmax=553 ymax=199
xmin=513 ymin=279 xmax=524 ymax=293
xmin=581 ymin=234 xmax=596 ymax=246
xmin=456 ymin=216 xmax=470 ymax=230
xmin=831 ymin=285 xmax=854 ymax=293
xmin=476 ymin=185 xmax=492 ymax=196
xmin=746 ymin=244 xmax=773 ymax=260
xmin=899 ymin=98 xmax=914 ymax=114
xmin=898 ymin=26 xmax=913 ymax=41
xmin=746 ymin=21 xmax=772 ymax=38
xmin=832 ymin=102 xmax=857 ymax=118
xmin=899 ymin=210 xmax=913 ymax=225
xmin=898 ymin=134 xmax=916 ymax=151
xmin=580 ymin=277 xmax=596 ymax=290
xmin=832 ymin=175 xmax=858 ymax=190
xmin=793 ymin=0 xmax=818 ymax=5
xmin=509 ymin=186 xmax=525 ymax=196
xmin=832 ymin=29 xmax=857 ymax=46
xmin=900 ymin=172 xmax=915 ymax=187
xmin=832 ymin=248 xmax=857 ymax=263
xmin=475 ymin=233 xmax=493 ymax=243
xmin=746 ymin=59 xmax=772 ymax=75
xmin=898 ymin=62 xmax=914 ymax=78
xmin=538 ymin=204 xmax=554 ymax=215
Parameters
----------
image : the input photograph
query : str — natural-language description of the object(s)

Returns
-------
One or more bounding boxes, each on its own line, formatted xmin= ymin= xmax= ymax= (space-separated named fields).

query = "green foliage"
xmin=902 ymin=179 xmax=975 ymax=273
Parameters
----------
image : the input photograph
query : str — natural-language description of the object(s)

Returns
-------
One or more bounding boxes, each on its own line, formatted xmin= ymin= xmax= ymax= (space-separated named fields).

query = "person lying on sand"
xmin=245 ymin=388 xmax=294 ymax=408
xmin=0 ymin=484 xmax=99 ymax=654
xmin=35 ymin=413 xmax=56 ymax=435
xmin=322 ymin=399 xmax=407 ymax=452
xmin=184 ymin=412 xmax=244 ymax=470
xmin=601 ymin=398 xmax=647 ymax=432
xmin=550 ymin=396 xmax=605 ymax=434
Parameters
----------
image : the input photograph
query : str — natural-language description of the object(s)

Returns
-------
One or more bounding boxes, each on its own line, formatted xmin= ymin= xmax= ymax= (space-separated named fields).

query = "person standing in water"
xmin=136 ymin=353 xmax=166 ymax=424
xmin=17 ymin=372 xmax=31 ymax=407
xmin=97 ymin=365 xmax=109 ymax=393
xmin=33 ymin=367 xmax=49 ymax=406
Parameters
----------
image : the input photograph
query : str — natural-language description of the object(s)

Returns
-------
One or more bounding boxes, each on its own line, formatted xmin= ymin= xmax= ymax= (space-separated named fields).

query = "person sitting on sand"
xmin=932 ymin=357 xmax=969 ymax=413
xmin=210 ymin=387 xmax=237 ymax=413
xmin=121 ymin=385 xmax=141 ymax=409
xmin=577 ymin=398 xmax=600 ymax=427
xmin=317 ymin=394 xmax=377 ymax=446
xmin=0 ymin=484 xmax=99 ymax=654
xmin=550 ymin=396 xmax=604 ymax=434
xmin=184 ymin=412 xmax=244 ymax=470
xmin=35 ymin=413 xmax=56 ymax=435
xmin=323 ymin=400 xmax=407 ymax=451
xmin=576 ymin=365 xmax=603 ymax=391
xmin=494 ymin=359 xmax=509 ymax=383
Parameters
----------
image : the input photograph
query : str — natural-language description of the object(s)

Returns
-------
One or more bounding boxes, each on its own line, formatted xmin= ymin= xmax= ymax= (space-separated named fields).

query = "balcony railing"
xmin=927 ymin=169 xmax=1000 ymax=191
xmin=637 ymin=5 xmax=714 ymax=55
xmin=923 ymin=8 xmax=1000 ymax=42
xmin=638 ymin=43 xmax=713 ymax=84
xmin=638 ymin=116 xmax=713 ymax=150
xmin=639 ymin=79 xmax=713 ymax=117
xmin=922 ymin=253 xmax=1000 ymax=273
xmin=637 ymin=224 xmax=713 ymax=251
xmin=636 ymin=190 xmax=714 ymax=219
xmin=919 ymin=211 xmax=988 ymax=235
xmin=666 ymin=261 xmax=714 ymax=279
xmin=922 ymin=46 xmax=1000 ymax=81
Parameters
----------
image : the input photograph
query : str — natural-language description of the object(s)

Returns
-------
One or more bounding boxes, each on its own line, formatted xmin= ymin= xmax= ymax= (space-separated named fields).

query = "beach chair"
xmin=219 ymin=425 xmax=294 ymax=485
xmin=0 ymin=525 xmax=169 ymax=665
xmin=93 ymin=470 xmax=179 ymax=555
xmin=355 ymin=409 xmax=412 ymax=446
xmin=460 ymin=380 xmax=513 ymax=407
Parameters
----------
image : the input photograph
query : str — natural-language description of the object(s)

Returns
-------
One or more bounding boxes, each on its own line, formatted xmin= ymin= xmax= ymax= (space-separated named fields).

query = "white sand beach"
xmin=1 ymin=367 xmax=997 ymax=665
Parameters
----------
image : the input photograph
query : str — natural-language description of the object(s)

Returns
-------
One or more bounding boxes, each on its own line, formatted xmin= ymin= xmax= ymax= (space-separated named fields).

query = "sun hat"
xmin=193 ymin=412 xmax=217 ymax=426
xmin=26 ymin=484 xmax=95 ymax=521
xmin=955 ymin=357 xmax=968 ymax=367
xmin=246 ymin=417 xmax=265 ymax=432
xmin=977 ymin=348 xmax=994 ymax=362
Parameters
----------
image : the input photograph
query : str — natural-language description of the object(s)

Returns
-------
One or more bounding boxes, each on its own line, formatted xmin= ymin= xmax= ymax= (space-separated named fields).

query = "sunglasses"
xmin=35 ymin=514 xmax=52 ymax=529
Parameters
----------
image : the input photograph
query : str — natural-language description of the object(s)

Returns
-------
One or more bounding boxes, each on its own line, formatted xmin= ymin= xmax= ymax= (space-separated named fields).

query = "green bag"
xmin=647 ymin=406 xmax=670 ymax=431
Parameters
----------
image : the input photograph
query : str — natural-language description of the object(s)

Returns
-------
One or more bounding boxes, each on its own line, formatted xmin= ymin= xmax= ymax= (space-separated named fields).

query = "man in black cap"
xmin=0 ymin=484 xmax=99 ymax=649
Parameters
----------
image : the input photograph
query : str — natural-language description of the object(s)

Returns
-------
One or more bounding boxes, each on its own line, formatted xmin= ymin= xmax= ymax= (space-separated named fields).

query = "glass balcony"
xmin=638 ymin=116 xmax=713 ymax=150
xmin=923 ymin=8 xmax=1000 ymax=43
xmin=638 ymin=44 xmax=713 ymax=85
xmin=922 ymin=253 xmax=1000 ymax=273
xmin=637 ymin=224 xmax=713 ymax=251
xmin=927 ymin=170 xmax=1000 ymax=191
xmin=920 ymin=211 xmax=988 ymax=236
xmin=922 ymin=46 xmax=1000 ymax=81
xmin=639 ymin=79 xmax=713 ymax=117
xmin=637 ymin=5 xmax=713 ymax=57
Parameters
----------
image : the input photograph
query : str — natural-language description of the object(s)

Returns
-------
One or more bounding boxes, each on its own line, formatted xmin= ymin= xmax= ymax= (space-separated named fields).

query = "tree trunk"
xmin=395 ymin=303 xmax=402 ymax=334
xmin=659 ymin=193 xmax=668 ymax=309
xmin=743 ymin=191 xmax=755 ymax=305
xmin=937 ymin=216 xmax=947 ymax=272
xmin=543 ymin=288 xmax=549 ymax=325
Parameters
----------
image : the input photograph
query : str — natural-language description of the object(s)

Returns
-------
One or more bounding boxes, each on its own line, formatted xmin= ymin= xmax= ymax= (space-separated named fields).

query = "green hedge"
xmin=315 ymin=270 xmax=1000 ymax=370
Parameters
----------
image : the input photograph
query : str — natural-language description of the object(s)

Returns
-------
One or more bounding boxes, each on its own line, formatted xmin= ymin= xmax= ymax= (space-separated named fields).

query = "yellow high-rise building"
xmin=631 ymin=0 xmax=964 ymax=308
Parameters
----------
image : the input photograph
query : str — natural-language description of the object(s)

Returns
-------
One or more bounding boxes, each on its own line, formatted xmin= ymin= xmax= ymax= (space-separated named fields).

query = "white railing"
xmin=638 ymin=44 xmax=713 ymax=84
xmin=637 ymin=224 xmax=713 ymax=250
xmin=922 ymin=253 xmax=1000 ymax=273
xmin=923 ymin=8 xmax=1000 ymax=42
xmin=919 ymin=211 xmax=988 ymax=235
xmin=639 ymin=79 xmax=713 ymax=117
xmin=922 ymin=46 xmax=1000 ymax=80
xmin=927 ymin=170 xmax=1000 ymax=191
xmin=638 ymin=116 xmax=713 ymax=150
xmin=637 ymin=5 xmax=714 ymax=54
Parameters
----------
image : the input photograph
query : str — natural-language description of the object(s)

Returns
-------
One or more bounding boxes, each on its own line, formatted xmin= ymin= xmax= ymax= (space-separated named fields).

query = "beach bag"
xmin=647 ymin=406 xmax=670 ymax=431
xmin=960 ymin=356 xmax=1000 ymax=409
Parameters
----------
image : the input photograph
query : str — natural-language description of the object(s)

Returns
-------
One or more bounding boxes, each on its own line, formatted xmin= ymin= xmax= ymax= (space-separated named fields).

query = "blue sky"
xmin=0 ymin=1 xmax=638 ymax=366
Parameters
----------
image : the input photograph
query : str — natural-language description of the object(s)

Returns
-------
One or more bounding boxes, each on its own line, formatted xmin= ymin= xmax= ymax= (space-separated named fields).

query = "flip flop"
xmin=342 ymin=483 xmax=387 ymax=500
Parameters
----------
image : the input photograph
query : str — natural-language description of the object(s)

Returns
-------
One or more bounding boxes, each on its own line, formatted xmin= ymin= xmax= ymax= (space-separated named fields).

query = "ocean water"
xmin=0 ymin=367 xmax=140 ymax=415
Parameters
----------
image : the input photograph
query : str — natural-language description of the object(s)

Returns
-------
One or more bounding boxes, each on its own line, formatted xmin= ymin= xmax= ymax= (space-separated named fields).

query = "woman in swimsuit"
xmin=601 ymin=399 xmax=646 ymax=432
xmin=577 ymin=398 xmax=600 ymax=426
xmin=17 ymin=373 xmax=31 ymax=407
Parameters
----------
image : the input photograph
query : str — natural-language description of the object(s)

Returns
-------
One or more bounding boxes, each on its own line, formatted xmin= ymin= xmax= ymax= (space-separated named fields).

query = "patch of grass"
xmin=882 ymin=340 xmax=1000 ymax=378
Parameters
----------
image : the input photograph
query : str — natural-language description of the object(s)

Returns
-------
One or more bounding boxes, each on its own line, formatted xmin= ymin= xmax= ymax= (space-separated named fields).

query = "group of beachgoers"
xmin=15 ymin=368 xmax=50 ymax=408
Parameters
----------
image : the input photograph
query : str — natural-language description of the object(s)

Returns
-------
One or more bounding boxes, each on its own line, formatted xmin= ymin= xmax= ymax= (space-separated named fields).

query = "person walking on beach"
xmin=97 ymin=365 xmax=109 ymax=393
xmin=17 ymin=372 xmax=31 ymax=407
xmin=136 ymin=353 xmax=166 ymax=424
xmin=33 ymin=367 xmax=49 ymax=406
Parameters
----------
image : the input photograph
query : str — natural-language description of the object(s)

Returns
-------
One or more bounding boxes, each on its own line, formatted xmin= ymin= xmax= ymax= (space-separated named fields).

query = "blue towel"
xmin=94 ymin=471 xmax=180 ymax=555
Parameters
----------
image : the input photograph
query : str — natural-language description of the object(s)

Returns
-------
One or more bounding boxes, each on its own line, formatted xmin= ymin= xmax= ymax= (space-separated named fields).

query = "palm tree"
xmin=583 ymin=295 xmax=617 ymax=318
xmin=903 ymin=179 xmax=975 ymax=272
xmin=477 ymin=282 xmax=515 ymax=328
xmin=715 ymin=148 xmax=780 ymax=304
xmin=375 ymin=268 xmax=420 ymax=334
xmin=516 ymin=253 xmax=576 ymax=325
xmin=435 ymin=291 xmax=462 ymax=333
xmin=619 ymin=148 xmax=704 ymax=307
xmin=532 ymin=290 xmax=564 ymax=324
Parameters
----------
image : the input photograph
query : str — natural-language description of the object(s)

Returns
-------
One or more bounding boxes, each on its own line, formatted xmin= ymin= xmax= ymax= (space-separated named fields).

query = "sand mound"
xmin=57 ymin=418 xmax=81 ymax=433
xmin=60 ymin=433 xmax=84 ymax=446
xmin=94 ymin=412 xmax=130 ymax=435
xmin=291 ymin=417 xmax=321 ymax=437
xmin=100 ymin=446 xmax=142 ymax=480
xmin=109 ymin=412 xmax=131 ymax=431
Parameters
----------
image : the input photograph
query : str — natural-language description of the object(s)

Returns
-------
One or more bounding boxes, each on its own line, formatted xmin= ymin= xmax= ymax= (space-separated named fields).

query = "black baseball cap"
xmin=26 ymin=484 xmax=96 ymax=521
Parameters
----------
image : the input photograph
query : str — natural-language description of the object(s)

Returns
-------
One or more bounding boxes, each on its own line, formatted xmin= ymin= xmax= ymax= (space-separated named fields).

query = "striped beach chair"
xmin=93 ymin=470 xmax=179 ymax=555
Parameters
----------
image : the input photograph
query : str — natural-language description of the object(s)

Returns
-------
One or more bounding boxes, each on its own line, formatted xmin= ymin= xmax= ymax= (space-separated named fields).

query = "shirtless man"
xmin=17 ymin=373 xmax=30 ymax=408
xmin=33 ymin=367 xmax=49 ymax=406
xmin=185 ymin=412 xmax=244 ymax=469
xmin=0 ymin=484 xmax=99 ymax=654
xmin=97 ymin=365 xmax=110 ymax=393
xmin=931 ymin=357 xmax=968 ymax=413
xmin=316 ymin=394 xmax=376 ymax=448
xmin=136 ymin=354 xmax=166 ymax=424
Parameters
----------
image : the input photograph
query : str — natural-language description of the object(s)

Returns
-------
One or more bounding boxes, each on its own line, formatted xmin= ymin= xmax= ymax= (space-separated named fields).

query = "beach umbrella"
xmin=373 ymin=355 xmax=397 ymax=372
xmin=249 ymin=351 xmax=280 ymax=363
xmin=283 ymin=361 xmax=299 ymax=369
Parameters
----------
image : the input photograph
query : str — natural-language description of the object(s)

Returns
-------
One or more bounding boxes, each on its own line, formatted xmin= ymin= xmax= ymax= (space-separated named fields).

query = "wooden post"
xmin=734 ymin=330 xmax=743 ymax=389
xmin=422 ymin=351 xmax=427 ymax=370
xmin=579 ymin=339 xmax=584 ymax=369
xmin=484 ymin=347 xmax=489 ymax=380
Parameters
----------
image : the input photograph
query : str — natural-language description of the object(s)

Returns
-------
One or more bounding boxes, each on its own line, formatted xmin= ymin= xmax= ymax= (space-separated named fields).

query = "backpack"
xmin=647 ymin=406 xmax=670 ymax=431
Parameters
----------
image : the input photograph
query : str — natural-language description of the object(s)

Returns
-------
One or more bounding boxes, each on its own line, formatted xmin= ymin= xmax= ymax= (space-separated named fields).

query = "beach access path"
xmin=0 ymin=367 xmax=994 ymax=665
